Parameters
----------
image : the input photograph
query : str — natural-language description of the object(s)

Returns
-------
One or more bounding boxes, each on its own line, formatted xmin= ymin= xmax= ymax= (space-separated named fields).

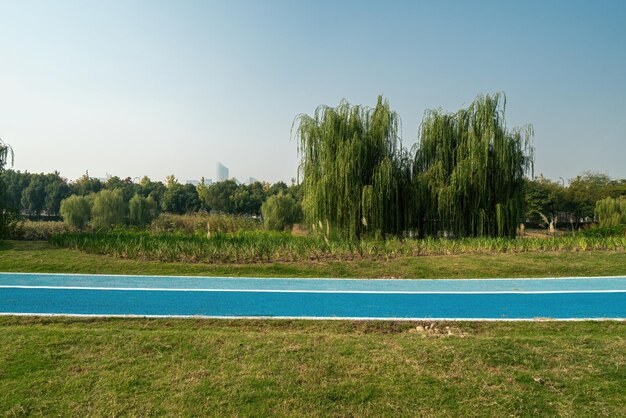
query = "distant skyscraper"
xmin=216 ymin=162 xmax=229 ymax=182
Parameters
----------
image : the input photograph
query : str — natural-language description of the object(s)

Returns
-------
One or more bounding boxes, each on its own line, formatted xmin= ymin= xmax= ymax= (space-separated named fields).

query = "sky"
xmin=1 ymin=0 xmax=625 ymax=184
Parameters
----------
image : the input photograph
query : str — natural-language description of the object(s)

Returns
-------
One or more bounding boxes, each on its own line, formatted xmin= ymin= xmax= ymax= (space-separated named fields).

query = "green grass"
xmin=0 ymin=317 xmax=624 ymax=417
xmin=1 ymin=241 xmax=625 ymax=416
xmin=2 ymin=240 xmax=626 ymax=278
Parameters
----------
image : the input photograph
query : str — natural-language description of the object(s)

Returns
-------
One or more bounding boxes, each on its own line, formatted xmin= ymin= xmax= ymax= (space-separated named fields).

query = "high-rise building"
xmin=216 ymin=162 xmax=229 ymax=182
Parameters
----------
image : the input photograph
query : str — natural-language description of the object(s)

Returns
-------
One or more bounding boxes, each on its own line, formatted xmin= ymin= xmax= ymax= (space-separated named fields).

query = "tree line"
xmin=525 ymin=173 xmax=626 ymax=229
xmin=3 ymin=92 xmax=626 ymax=238
xmin=0 ymin=170 xmax=302 ymax=221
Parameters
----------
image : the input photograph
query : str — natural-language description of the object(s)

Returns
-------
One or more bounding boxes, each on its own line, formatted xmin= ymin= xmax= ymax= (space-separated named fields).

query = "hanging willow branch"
xmin=0 ymin=138 xmax=14 ymax=172
xmin=414 ymin=93 xmax=534 ymax=238
xmin=294 ymin=96 xmax=414 ymax=240
xmin=595 ymin=196 xmax=626 ymax=227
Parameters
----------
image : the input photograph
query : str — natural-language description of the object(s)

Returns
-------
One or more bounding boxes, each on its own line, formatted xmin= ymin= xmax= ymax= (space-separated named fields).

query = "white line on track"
xmin=1 ymin=285 xmax=625 ymax=294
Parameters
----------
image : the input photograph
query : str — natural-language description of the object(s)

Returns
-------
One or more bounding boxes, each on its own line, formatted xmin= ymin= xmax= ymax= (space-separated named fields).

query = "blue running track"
xmin=1 ymin=273 xmax=625 ymax=320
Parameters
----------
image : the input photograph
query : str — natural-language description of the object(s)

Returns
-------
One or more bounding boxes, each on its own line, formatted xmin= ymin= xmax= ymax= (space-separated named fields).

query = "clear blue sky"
xmin=1 ymin=0 xmax=625 ymax=183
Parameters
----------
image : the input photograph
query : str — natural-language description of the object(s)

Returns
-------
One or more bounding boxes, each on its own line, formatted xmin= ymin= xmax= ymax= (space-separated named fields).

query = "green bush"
xmin=595 ymin=196 xmax=626 ymax=227
xmin=129 ymin=194 xmax=158 ymax=226
xmin=581 ymin=224 xmax=626 ymax=238
xmin=261 ymin=193 xmax=301 ymax=231
xmin=14 ymin=220 xmax=75 ymax=240
xmin=60 ymin=195 xmax=92 ymax=229
xmin=91 ymin=189 xmax=127 ymax=230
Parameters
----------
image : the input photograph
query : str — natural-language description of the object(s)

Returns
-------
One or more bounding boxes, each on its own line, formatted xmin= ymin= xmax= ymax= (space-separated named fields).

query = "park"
xmin=1 ymin=2 xmax=625 ymax=416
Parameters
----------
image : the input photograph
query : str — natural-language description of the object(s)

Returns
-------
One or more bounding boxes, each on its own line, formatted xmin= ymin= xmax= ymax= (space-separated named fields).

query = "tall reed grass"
xmin=149 ymin=213 xmax=261 ymax=235
xmin=49 ymin=231 xmax=626 ymax=264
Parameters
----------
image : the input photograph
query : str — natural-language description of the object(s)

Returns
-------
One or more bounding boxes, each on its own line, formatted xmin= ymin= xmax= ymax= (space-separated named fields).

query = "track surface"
xmin=1 ymin=273 xmax=625 ymax=320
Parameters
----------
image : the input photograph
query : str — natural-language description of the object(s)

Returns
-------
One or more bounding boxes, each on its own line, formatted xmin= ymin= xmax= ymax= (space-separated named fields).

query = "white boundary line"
xmin=0 ymin=312 xmax=624 ymax=321
xmin=1 ymin=285 xmax=625 ymax=294
xmin=1 ymin=271 xmax=626 ymax=282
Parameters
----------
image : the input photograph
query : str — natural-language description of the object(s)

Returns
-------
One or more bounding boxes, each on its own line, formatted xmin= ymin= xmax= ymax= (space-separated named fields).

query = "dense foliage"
xmin=129 ymin=194 xmax=158 ymax=226
xmin=295 ymin=96 xmax=412 ymax=239
xmin=415 ymin=93 xmax=534 ymax=237
xmin=261 ymin=193 xmax=301 ymax=231
xmin=296 ymin=94 xmax=534 ymax=239
xmin=1 ymin=169 xmax=302 ymax=233
xmin=91 ymin=189 xmax=127 ymax=230
xmin=525 ymin=173 xmax=626 ymax=228
xmin=59 ymin=195 xmax=92 ymax=229
xmin=595 ymin=196 xmax=626 ymax=228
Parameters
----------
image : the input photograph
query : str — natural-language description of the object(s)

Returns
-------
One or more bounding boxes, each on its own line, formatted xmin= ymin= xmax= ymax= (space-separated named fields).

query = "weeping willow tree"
xmin=0 ymin=138 xmax=13 ymax=172
xmin=294 ymin=96 xmax=414 ymax=239
xmin=595 ymin=196 xmax=626 ymax=227
xmin=0 ymin=138 xmax=15 ymax=238
xmin=414 ymin=93 xmax=534 ymax=238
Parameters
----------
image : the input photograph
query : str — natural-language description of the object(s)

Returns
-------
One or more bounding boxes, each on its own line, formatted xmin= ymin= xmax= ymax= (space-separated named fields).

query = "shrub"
xmin=18 ymin=220 xmax=76 ymax=240
xmin=261 ymin=193 xmax=300 ymax=231
xmin=129 ymin=194 xmax=158 ymax=226
xmin=91 ymin=189 xmax=127 ymax=230
xmin=60 ymin=195 xmax=92 ymax=229
xmin=595 ymin=196 xmax=626 ymax=227
xmin=149 ymin=213 xmax=261 ymax=235
xmin=581 ymin=224 xmax=626 ymax=238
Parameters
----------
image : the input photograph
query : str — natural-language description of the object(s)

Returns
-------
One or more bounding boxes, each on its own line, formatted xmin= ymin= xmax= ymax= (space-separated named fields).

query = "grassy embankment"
xmin=2 ymin=240 xmax=626 ymax=278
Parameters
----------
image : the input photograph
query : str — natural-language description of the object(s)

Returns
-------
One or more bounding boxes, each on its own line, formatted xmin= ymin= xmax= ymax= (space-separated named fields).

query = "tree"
xmin=595 ymin=196 xmax=626 ymax=228
xmin=0 ymin=139 xmax=13 ymax=172
xmin=60 ymin=195 xmax=92 ymax=229
xmin=45 ymin=173 xmax=71 ymax=216
xmin=196 ymin=178 xmax=211 ymax=212
xmin=0 ymin=139 xmax=16 ymax=237
xmin=261 ymin=193 xmax=301 ymax=231
xmin=525 ymin=175 xmax=567 ymax=227
xmin=295 ymin=96 xmax=412 ymax=239
xmin=21 ymin=174 xmax=47 ymax=216
xmin=267 ymin=181 xmax=288 ymax=196
xmin=415 ymin=93 xmax=534 ymax=237
xmin=165 ymin=175 xmax=178 ymax=189
xmin=72 ymin=174 xmax=103 ymax=196
xmin=129 ymin=194 xmax=158 ymax=226
xmin=244 ymin=181 xmax=267 ymax=215
xmin=138 ymin=176 xmax=166 ymax=208
xmin=0 ymin=170 xmax=30 ymax=211
xmin=567 ymin=172 xmax=613 ymax=221
xmin=229 ymin=182 xmax=266 ymax=215
xmin=202 ymin=180 xmax=239 ymax=214
xmin=230 ymin=187 xmax=251 ymax=215
xmin=161 ymin=183 xmax=200 ymax=214
xmin=91 ymin=189 xmax=127 ymax=229
xmin=105 ymin=176 xmax=138 ymax=202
